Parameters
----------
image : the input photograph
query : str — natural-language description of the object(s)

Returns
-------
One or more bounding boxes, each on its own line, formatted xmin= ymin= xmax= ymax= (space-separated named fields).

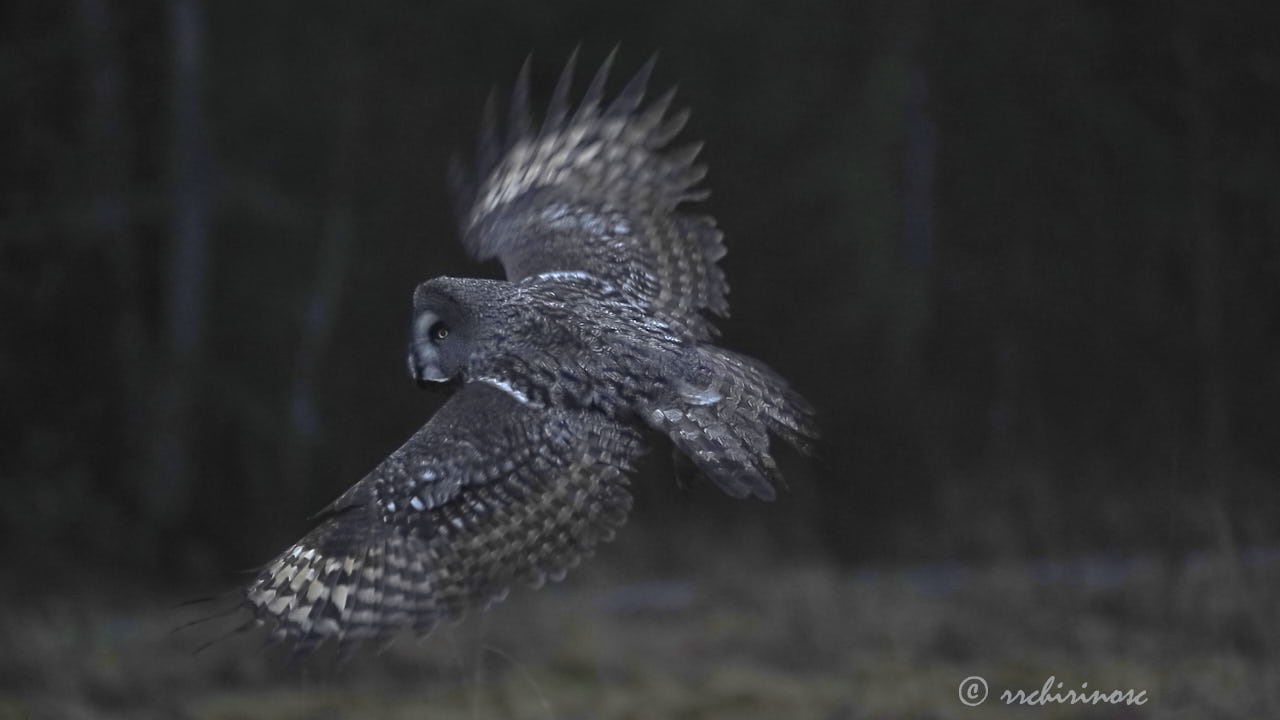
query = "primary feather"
xmin=449 ymin=49 xmax=729 ymax=340
xmin=245 ymin=383 xmax=641 ymax=656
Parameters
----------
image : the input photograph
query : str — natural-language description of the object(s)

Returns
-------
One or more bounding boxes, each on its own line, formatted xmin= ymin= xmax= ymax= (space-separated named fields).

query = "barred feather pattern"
xmin=242 ymin=52 xmax=819 ymax=657
xmin=642 ymin=346 xmax=818 ymax=501
xmin=244 ymin=383 xmax=643 ymax=655
xmin=449 ymin=49 xmax=730 ymax=340
xmin=413 ymin=274 xmax=818 ymax=504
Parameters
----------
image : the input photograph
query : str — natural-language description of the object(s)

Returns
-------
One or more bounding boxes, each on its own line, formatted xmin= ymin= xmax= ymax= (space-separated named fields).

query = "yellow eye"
xmin=430 ymin=322 xmax=450 ymax=341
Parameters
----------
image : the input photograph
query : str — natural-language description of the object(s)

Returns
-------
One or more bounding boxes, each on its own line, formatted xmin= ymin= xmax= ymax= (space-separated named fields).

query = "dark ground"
xmin=3 ymin=539 xmax=1279 ymax=718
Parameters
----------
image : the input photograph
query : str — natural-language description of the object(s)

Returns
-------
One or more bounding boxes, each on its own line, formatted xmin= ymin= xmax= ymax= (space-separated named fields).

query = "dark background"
xmin=2 ymin=1 xmax=1279 ymax=717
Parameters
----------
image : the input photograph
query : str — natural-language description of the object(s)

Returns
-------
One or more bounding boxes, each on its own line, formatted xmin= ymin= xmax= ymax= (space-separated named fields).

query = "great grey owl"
xmin=243 ymin=50 xmax=818 ymax=655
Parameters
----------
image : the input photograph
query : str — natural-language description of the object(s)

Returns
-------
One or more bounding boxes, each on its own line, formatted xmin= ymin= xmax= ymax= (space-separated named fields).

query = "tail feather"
xmin=645 ymin=347 xmax=817 ymax=501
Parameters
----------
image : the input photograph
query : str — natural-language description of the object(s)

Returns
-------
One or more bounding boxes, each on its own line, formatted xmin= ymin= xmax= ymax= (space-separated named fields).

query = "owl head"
xmin=408 ymin=277 xmax=504 ymax=386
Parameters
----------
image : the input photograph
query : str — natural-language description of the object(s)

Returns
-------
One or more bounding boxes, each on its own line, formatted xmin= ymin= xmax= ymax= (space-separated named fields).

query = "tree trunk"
xmin=146 ymin=0 xmax=209 ymax=529
xmin=1176 ymin=12 xmax=1229 ymax=474
xmin=278 ymin=50 xmax=363 ymax=508
xmin=76 ymin=0 xmax=148 ymax=483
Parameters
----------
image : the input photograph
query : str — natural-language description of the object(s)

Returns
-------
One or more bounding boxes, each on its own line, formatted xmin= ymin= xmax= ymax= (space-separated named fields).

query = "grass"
xmin=1 ymin=546 xmax=1276 ymax=719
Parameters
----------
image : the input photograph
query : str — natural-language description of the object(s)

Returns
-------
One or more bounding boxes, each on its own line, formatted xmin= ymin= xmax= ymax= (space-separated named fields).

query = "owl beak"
xmin=415 ymin=376 xmax=456 ymax=392
xmin=408 ymin=349 xmax=449 ymax=386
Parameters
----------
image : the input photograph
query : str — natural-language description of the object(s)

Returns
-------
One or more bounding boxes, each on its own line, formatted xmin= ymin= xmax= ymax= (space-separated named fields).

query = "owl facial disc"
xmin=409 ymin=310 xmax=450 ymax=384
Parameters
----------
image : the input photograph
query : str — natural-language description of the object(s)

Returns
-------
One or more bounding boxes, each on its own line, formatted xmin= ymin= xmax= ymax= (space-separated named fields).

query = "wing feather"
xmin=642 ymin=346 xmax=818 ymax=502
xmin=506 ymin=57 xmax=533 ymax=148
xmin=244 ymin=382 xmax=644 ymax=655
xmin=450 ymin=52 xmax=730 ymax=339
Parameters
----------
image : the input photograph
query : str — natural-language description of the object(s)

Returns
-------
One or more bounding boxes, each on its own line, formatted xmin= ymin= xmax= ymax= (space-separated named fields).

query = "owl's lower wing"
xmin=244 ymin=382 xmax=644 ymax=656
xmin=449 ymin=50 xmax=728 ymax=340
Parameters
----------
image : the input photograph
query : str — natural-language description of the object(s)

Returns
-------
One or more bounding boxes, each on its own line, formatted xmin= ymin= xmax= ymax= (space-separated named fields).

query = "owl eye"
xmin=430 ymin=321 xmax=450 ymax=342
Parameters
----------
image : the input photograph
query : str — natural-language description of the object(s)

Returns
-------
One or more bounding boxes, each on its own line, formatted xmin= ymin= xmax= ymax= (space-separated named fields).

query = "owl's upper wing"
xmin=244 ymin=382 xmax=644 ymax=655
xmin=449 ymin=50 xmax=728 ymax=339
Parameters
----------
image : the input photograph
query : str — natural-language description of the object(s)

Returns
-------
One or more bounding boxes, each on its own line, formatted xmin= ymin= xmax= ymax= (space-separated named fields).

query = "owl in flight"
xmin=244 ymin=50 xmax=818 ymax=655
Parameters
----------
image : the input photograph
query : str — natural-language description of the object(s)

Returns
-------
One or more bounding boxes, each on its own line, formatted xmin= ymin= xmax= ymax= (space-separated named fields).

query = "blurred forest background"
xmin=2 ymin=1 xmax=1280 ymax=717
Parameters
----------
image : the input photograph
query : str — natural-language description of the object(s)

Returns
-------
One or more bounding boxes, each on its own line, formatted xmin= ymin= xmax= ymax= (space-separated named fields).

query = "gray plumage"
xmin=449 ymin=49 xmax=726 ymax=340
xmin=244 ymin=51 xmax=817 ymax=654
xmin=246 ymin=383 xmax=640 ymax=656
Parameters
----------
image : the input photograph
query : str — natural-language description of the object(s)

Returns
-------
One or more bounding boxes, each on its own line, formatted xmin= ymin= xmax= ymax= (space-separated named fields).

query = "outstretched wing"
xmin=449 ymin=50 xmax=729 ymax=340
xmin=244 ymin=382 xmax=644 ymax=655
